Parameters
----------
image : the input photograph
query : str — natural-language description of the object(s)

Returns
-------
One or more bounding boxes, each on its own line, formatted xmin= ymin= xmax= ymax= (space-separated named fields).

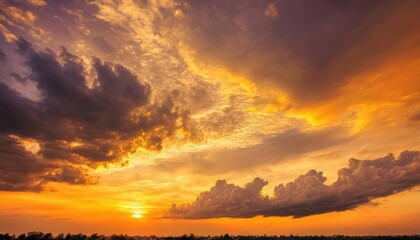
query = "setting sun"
xmin=132 ymin=213 xmax=142 ymax=219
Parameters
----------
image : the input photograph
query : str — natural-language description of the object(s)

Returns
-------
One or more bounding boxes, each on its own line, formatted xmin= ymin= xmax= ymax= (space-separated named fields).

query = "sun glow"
xmin=132 ymin=213 xmax=142 ymax=219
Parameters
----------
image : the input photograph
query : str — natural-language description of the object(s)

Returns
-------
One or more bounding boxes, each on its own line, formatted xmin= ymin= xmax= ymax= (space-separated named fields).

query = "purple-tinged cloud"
xmin=166 ymin=151 xmax=420 ymax=218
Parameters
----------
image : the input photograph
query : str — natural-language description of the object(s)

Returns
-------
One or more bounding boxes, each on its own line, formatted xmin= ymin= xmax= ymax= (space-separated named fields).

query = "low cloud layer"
xmin=0 ymin=39 xmax=191 ymax=191
xmin=166 ymin=151 xmax=420 ymax=218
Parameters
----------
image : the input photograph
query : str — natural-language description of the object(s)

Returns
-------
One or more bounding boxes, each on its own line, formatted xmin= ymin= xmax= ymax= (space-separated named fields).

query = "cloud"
xmin=264 ymin=3 xmax=277 ymax=19
xmin=155 ymin=127 xmax=351 ymax=175
xmin=166 ymin=151 xmax=420 ymax=218
xmin=91 ymin=36 xmax=116 ymax=54
xmin=0 ymin=0 xmax=51 ymax=42
xmin=0 ymin=23 xmax=18 ymax=42
xmin=0 ymin=135 xmax=95 ymax=192
xmin=28 ymin=0 xmax=47 ymax=7
xmin=0 ymin=38 xmax=192 ymax=191
xmin=174 ymin=0 xmax=420 ymax=121
xmin=44 ymin=165 xmax=98 ymax=185
xmin=0 ymin=47 xmax=5 ymax=61
xmin=168 ymin=177 xmax=270 ymax=219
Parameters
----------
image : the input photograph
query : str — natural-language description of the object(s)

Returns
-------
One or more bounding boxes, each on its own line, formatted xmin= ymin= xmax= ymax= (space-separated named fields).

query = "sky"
xmin=0 ymin=0 xmax=419 ymax=236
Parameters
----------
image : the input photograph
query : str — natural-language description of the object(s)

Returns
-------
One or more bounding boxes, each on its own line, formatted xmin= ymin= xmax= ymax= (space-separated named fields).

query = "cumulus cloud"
xmin=166 ymin=151 xmax=420 ymax=218
xmin=0 ymin=38 xmax=192 ymax=191
xmin=168 ymin=178 xmax=270 ymax=218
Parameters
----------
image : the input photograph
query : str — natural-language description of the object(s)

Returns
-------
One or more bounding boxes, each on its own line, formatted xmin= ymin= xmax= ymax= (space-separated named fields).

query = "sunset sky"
xmin=0 ymin=0 xmax=419 ymax=236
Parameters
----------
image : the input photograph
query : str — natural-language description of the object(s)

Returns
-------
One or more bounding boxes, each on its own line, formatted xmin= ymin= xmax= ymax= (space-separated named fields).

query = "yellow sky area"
xmin=175 ymin=24 xmax=420 ymax=134
xmin=286 ymin=1 xmax=420 ymax=130
xmin=178 ymin=42 xmax=419 ymax=135
xmin=262 ymin=47 xmax=419 ymax=132
xmin=117 ymin=39 xmax=420 ymax=199
xmin=0 ymin=186 xmax=419 ymax=235
xmin=177 ymin=43 xmax=312 ymax=137
xmin=178 ymin=43 xmax=257 ymax=101
xmin=289 ymin=60 xmax=419 ymax=132
xmin=321 ymin=67 xmax=415 ymax=128
xmin=174 ymin=0 xmax=420 ymax=133
xmin=0 ymin=184 xmax=153 ymax=223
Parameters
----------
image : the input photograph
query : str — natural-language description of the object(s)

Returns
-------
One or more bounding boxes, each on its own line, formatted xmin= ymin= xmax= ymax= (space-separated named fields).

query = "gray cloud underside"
xmin=166 ymin=151 xmax=420 ymax=219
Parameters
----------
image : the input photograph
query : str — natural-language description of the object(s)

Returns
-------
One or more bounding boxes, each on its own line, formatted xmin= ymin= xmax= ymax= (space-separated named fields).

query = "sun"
xmin=132 ymin=212 xmax=142 ymax=219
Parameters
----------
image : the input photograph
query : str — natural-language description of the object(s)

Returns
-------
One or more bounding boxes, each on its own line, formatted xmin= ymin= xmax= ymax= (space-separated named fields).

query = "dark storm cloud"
xmin=178 ymin=0 xmax=419 ymax=104
xmin=156 ymin=127 xmax=351 ymax=175
xmin=0 ymin=82 xmax=41 ymax=137
xmin=0 ymin=135 xmax=95 ymax=192
xmin=44 ymin=165 xmax=97 ymax=185
xmin=0 ymin=38 xmax=192 ymax=191
xmin=166 ymin=151 xmax=420 ymax=218
xmin=0 ymin=135 xmax=51 ymax=192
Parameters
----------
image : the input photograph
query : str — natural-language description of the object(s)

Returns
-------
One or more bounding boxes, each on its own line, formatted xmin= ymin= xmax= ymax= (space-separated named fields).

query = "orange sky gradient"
xmin=0 ymin=0 xmax=419 ymax=236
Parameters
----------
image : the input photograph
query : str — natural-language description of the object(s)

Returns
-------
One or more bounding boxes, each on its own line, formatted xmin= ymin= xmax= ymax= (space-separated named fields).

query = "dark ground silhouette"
xmin=0 ymin=233 xmax=419 ymax=240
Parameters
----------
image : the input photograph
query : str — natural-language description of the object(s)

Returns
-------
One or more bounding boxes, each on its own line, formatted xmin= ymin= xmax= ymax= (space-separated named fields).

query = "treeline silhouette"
xmin=0 ymin=233 xmax=419 ymax=240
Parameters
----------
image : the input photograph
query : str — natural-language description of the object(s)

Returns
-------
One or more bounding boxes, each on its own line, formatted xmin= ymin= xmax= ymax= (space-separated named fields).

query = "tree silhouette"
xmin=1 ymin=233 xmax=419 ymax=240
